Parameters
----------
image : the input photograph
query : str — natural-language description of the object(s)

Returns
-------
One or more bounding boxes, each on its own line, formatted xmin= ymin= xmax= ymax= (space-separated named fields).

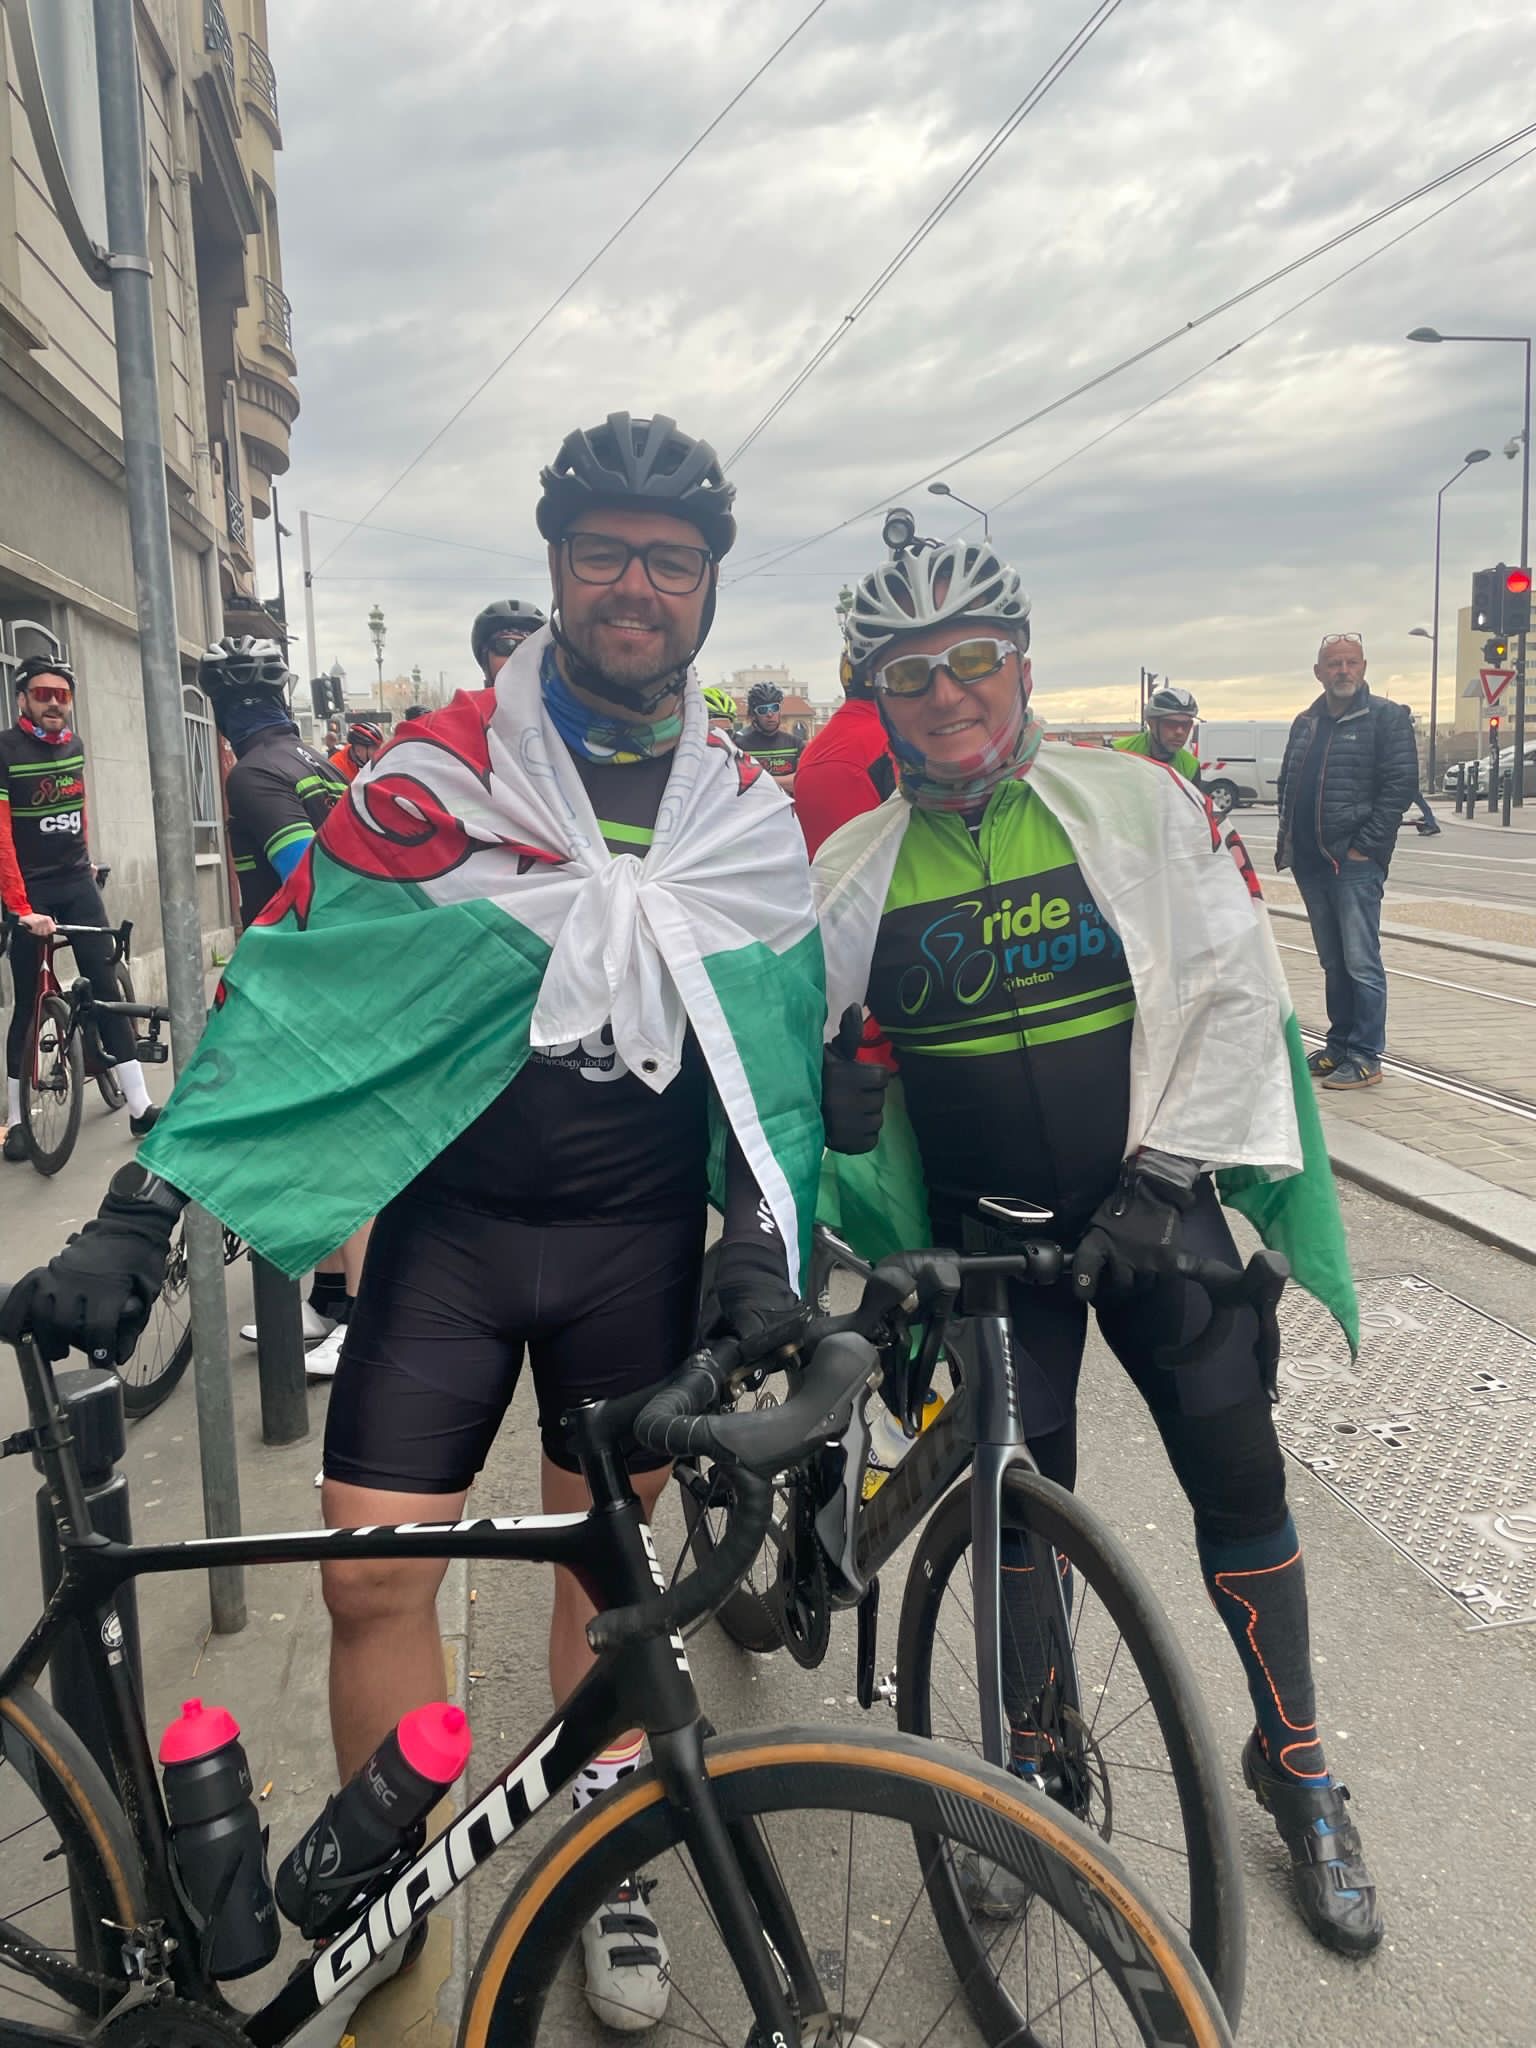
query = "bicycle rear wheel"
xmin=461 ymin=1726 xmax=1231 ymax=2047
xmin=94 ymin=962 xmax=134 ymax=1112
xmin=118 ymin=1216 xmax=193 ymax=1421
xmin=897 ymin=1467 xmax=1244 ymax=2026
xmin=21 ymin=994 xmax=83 ymax=1175
xmin=0 ymin=1684 xmax=145 ymax=2030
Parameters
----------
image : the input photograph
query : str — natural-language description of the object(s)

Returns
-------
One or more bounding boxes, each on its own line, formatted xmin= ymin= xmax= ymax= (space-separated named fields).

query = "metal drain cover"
xmin=1276 ymin=1275 xmax=1536 ymax=1629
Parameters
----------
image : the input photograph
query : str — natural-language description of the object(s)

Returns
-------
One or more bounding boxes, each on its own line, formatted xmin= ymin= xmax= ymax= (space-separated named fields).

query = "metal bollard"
xmin=1503 ymin=774 xmax=1513 ymax=827
xmin=34 ymin=1369 xmax=144 ymax=1785
xmin=250 ymin=1253 xmax=309 ymax=1446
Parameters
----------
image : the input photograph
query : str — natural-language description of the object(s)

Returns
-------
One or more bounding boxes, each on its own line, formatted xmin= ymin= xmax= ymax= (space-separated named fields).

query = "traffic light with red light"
xmin=1505 ymin=566 xmax=1533 ymax=637
xmin=1490 ymin=714 xmax=1501 ymax=744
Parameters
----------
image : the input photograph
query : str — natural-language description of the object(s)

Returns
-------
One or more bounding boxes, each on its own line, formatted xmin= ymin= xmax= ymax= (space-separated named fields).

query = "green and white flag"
xmin=815 ymin=744 xmax=1359 ymax=1351
xmin=143 ymin=635 xmax=825 ymax=1285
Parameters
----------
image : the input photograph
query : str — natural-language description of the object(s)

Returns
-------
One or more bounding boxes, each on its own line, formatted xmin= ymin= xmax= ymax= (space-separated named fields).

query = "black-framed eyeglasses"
xmin=872 ymin=636 xmax=1018 ymax=700
xmin=564 ymin=531 xmax=711 ymax=597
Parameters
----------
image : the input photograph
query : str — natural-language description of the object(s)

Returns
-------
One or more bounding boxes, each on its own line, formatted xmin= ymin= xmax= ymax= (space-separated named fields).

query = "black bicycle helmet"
xmin=198 ymin=636 xmax=291 ymax=696
xmin=535 ymin=413 xmax=737 ymax=559
xmin=747 ymin=681 xmax=784 ymax=712
xmin=15 ymin=654 xmax=76 ymax=691
xmin=346 ymin=718 xmax=384 ymax=747
xmin=471 ymin=599 xmax=548 ymax=670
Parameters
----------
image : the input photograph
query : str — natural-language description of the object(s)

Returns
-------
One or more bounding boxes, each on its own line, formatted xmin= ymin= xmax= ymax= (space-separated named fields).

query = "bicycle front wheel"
xmin=118 ymin=1216 xmax=193 ymax=1420
xmin=0 ymin=1684 xmax=145 ymax=2029
xmin=461 ymin=1726 xmax=1232 ymax=2048
xmin=898 ymin=1467 xmax=1244 ymax=2025
xmin=21 ymin=994 xmax=83 ymax=1175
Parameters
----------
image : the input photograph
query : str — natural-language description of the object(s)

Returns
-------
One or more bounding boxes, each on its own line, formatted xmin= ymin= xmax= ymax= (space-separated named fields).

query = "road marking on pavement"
xmin=1277 ymin=941 xmax=1536 ymax=1009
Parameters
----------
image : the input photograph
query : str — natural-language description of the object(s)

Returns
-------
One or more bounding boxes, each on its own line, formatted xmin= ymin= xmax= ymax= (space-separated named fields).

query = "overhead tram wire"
xmin=304 ymin=511 xmax=543 ymax=564
xmin=728 ymin=117 xmax=1536 ymax=583
xmin=981 ymin=139 xmax=1536 ymax=520
xmin=725 ymin=0 xmax=1129 ymax=470
xmin=314 ymin=0 xmax=834 ymax=575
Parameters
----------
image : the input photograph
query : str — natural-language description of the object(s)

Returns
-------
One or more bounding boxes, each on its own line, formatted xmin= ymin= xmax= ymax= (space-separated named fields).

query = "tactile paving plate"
xmin=1275 ymin=1275 xmax=1536 ymax=1630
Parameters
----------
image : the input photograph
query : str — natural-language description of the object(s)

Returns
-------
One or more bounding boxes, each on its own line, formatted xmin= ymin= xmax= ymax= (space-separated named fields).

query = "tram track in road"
xmin=1296 ymin=1028 xmax=1536 ymax=1124
xmin=1274 ymin=939 xmax=1536 ymax=1010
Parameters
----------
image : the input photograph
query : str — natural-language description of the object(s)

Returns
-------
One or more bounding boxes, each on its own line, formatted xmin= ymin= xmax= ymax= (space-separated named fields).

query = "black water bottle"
xmin=276 ymin=1701 xmax=472 ymax=1937
xmin=159 ymin=1698 xmax=280 ymax=1979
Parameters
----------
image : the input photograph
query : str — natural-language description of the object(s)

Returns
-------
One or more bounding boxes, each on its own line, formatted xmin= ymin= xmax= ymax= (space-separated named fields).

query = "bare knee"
xmin=321 ymin=1554 xmax=446 ymax=1637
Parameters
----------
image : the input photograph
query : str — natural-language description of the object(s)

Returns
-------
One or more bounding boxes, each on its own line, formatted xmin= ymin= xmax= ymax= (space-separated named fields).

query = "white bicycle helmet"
xmin=1146 ymin=684 xmax=1198 ymax=722
xmin=845 ymin=530 xmax=1030 ymax=672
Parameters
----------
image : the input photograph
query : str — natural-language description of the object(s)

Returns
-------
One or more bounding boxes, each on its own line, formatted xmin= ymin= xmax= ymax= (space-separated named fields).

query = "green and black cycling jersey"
xmin=1112 ymin=731 xmax=1200 ymax=783
xmin=733 ymin=723 xmax=802 ymax=780
xmin=225 ymin=730 xmax=347 ymax=924
xmin=866 ymin=779 xmax=1134 ymax=1228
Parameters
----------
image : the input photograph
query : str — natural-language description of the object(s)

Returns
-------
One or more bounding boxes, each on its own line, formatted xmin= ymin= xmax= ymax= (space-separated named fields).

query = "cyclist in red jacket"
xmin=796 ymin=646 xmax=896 ymax=856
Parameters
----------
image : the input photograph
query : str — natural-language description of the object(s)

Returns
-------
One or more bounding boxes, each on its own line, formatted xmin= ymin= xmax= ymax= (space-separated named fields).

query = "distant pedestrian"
xmin=1276 ymin=635 xmax=1417 ymax=1089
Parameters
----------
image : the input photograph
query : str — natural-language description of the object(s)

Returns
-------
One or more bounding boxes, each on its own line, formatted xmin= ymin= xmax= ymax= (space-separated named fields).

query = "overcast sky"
xmin=263 ymin=0 xmax=1534 ymax=724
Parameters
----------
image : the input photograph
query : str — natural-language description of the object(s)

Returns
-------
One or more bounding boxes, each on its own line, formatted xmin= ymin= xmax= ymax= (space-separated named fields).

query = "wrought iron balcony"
xmin=225 ymin=475 xmax=248 ymax=553
xmin=242 ymin=34 xmax=280 ymax=130
xmin=257 ymin=276 xmax=294 ymax=356
xmin=204 ymin=0 xmax=236 ymax=98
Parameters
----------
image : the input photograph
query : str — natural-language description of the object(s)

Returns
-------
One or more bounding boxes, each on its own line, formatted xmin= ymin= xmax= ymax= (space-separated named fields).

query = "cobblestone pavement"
xmin=1275 ymin=920 xmax=1536 ymax=1202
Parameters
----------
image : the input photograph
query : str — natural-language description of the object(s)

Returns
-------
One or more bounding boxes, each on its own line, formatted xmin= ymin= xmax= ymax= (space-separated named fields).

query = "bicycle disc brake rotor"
xmin=93 ymin=1994 xmax=252 ymax=2046
xmin=769 ymin=1475 xmax=830 ymax=1668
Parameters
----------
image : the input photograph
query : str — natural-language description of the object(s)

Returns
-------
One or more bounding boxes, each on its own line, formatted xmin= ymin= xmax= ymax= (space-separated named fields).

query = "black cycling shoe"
xmin=1242 ymin=1732 xmax=1384 ymax=1956
xmin=129 ymin=1104 xmax=161 ymax=1138
xmin=2 ymin=1126 xmax=28 ymax=1163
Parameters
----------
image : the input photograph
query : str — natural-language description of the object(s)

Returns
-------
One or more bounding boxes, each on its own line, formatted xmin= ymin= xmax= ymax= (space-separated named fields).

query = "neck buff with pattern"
xmin=214 ymin=691 xmax=297 ymax=758
xmin=880 ymin=681 xmax=1042 ymax=813
xmin=18 ymin=714 xmax=76 ymax=746
xmin=541 ymin=644 xmax=683 ymax=765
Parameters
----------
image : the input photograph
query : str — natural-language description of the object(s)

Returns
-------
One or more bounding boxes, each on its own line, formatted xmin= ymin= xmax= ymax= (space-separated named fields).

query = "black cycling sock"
xmin=309 ymin=1272 xmax=347 ymax=1319
xmin=1199 ymin=1513 xmax=1328 ymax=1784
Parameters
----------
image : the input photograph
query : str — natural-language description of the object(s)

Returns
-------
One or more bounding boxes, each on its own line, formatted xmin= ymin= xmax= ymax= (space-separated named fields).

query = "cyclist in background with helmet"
xmin=1114 ymin=684 xmax=1201 ymax=782
xmin=733 ymin=681 xmax=802 ymax=792
xmin=796 ymin=642 xmax=897 ymax=856
xmin=814 ymin=521 xmax=1382 ymax=1959
xmin=329 ymin=717 xmax=384 ymax=786
xmin=471 ymin=597 xmax=548 ymax=682
xmin=1 ymin=654 xmax=160 ymax=1157
xmin=701 ymin=682 xmax=738 ymax=734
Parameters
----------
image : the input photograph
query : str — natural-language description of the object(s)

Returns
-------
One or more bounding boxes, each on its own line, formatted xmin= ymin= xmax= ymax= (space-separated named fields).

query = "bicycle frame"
xmin=1 ymin=1333 xmax=812 ymax=2047
xmin=818 ymin=1228 xmax=1081 ymax=1778
xmin=22 ymin=923 xmax=130 ymax=1088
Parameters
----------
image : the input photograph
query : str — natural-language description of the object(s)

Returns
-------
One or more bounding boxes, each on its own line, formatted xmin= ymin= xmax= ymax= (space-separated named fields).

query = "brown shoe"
xmin=1321 ymin=1060 xmax=1382 ymax=1090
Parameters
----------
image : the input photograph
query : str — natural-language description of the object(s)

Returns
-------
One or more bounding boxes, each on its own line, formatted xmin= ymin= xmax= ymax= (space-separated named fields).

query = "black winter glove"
xmin=0 ymin=1165 xmax=183 ymax=1365
xmin=708 ymin=1237 xmax=806 ymax=1353
xmin=821 ymin=1004 xmax=889 ymax=1156
xmin=1072 ymin=1157 xmax=1198 ymax=1304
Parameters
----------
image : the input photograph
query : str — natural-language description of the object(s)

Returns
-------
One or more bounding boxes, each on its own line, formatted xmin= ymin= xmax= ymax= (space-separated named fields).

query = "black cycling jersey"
xmin=867 ymin=781 xmax=1134 ymax=1231
xmin=0 ymin=723 xmax=91 ymax=906
xmin=225 ymin=729 xmax=347 ymax=924
xmin=733 ymin=723 xmax=802 ymax=779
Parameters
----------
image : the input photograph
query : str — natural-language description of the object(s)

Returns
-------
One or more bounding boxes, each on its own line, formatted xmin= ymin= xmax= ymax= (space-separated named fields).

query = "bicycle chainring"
xmin=92 ymin=1990 xmax=254 ymax=2046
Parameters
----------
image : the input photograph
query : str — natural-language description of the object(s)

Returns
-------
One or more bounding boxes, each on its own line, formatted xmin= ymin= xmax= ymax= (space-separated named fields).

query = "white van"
xmin=1196 ymin=721 xmax=1292 ymax=816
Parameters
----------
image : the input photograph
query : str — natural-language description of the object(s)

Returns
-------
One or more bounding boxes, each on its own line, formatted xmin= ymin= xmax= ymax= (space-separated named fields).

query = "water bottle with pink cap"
xmin=275 ymin=1700 xmax=473 ymax=1937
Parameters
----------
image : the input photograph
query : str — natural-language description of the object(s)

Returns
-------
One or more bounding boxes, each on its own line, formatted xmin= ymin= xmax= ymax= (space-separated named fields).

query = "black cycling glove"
xmin=821 ymin=1004 xmax=889 ymax=1156
xmin=709 ymin=1238 xmax=806 ymax=1353
xmin=0 ymin=1164 xmax=185 ymax=1364
xmin=1072 ymin=1154 xmax=1199 ymax=1303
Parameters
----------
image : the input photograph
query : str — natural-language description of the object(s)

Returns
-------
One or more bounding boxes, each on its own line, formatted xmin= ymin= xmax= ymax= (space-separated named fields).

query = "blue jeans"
xmin=1294 ymin=858 xmax=1387 ymax=1066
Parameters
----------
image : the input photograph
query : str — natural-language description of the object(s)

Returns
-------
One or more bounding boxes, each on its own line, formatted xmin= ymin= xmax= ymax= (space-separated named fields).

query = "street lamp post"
xmin=368 ymin=603 xmax=386 ymax=711
xmin=927 ymin=481 xmax=991 ymax=540
xmin=1424 ymin=448 xmax=1491 ymax=790
xmin=1410 ymin=329 xmax=1532 ymax=802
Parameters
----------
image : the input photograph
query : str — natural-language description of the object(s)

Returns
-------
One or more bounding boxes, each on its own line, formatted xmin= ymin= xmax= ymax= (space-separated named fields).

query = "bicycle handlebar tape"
xmin=631 ymin=1353 xmax=730 ymax=1460
xmin=709 ymin=1331 xmax=880 ymax=1476
xmin=586 ymin=1470 xmax=774 ymax=1653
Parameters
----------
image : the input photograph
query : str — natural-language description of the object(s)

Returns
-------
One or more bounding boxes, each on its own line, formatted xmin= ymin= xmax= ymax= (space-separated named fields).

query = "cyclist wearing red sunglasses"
xmin=1 ymin=657 xmax=160 ymax=1157
xmin=814 ymin=523 xmax=1383 ymax=1959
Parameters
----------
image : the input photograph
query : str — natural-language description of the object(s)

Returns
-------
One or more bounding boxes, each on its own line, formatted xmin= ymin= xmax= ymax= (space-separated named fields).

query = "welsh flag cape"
xmin=814 ymin=744 xmax=1358 ymax=1351
xmin=142 ymin=633 xmax=826 ymax=1287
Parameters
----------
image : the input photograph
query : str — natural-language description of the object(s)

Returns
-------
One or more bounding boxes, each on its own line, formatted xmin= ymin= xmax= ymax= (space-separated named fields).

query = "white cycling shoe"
xmin=581 ymin=1873 xmax=670 ymax=2032
xmin=304 ymin=1324 xmax=349 ymax=1380
xmin=239 ymin=1301 xmax=337 ymax=1347
xmin=284 ymin=1919 xmax=427 ymax=2048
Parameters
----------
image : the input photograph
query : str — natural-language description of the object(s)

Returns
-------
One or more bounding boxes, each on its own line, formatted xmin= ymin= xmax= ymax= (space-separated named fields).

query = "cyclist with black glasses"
xmin=0 ymin=655 xmax=159 ymax=1158
xmin=5 ymin=415 xmax=823 ymax=2036
xmin=815 ymin=522 xmax=1383 ymax=1959
xmin=471 ymin=596 xmax=548 ymax=681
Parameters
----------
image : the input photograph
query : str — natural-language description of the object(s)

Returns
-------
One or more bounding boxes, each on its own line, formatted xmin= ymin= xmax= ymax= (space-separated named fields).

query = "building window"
xmin=0 ymin=616 xmax=64 ymax=715
xmin=183 ymin=683 xmax=224 ymax=859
